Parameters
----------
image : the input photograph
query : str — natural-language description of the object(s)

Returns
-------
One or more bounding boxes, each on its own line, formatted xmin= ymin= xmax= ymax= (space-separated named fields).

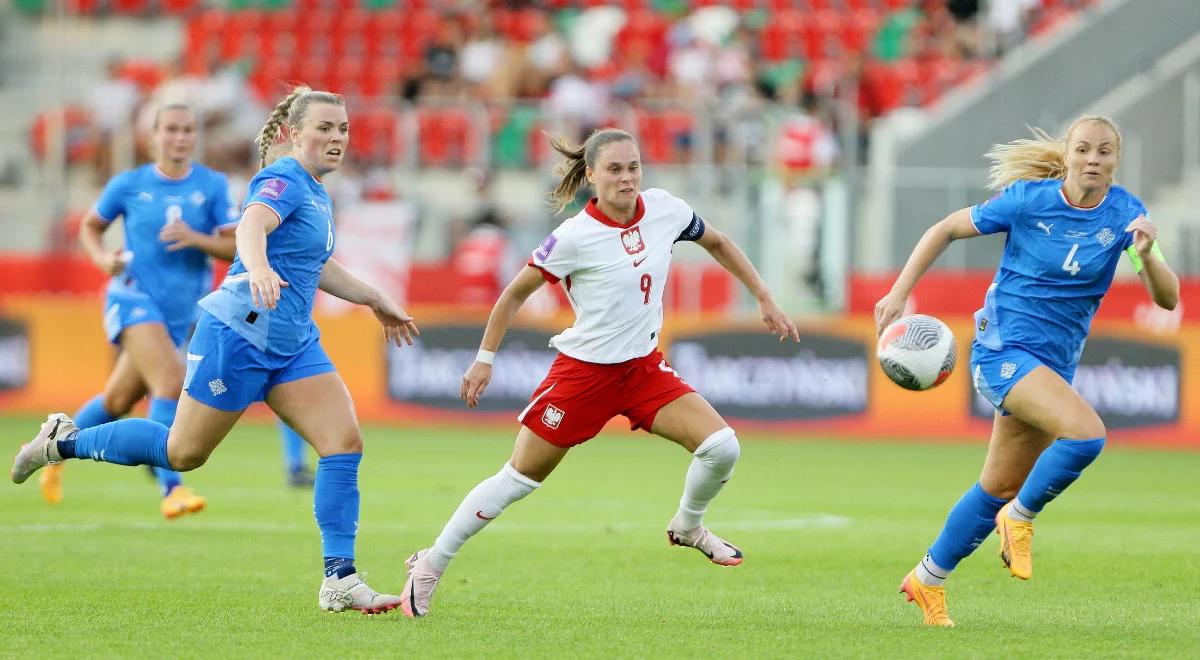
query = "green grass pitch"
xmin=1 ymin=415 xmax=1197 ymax=658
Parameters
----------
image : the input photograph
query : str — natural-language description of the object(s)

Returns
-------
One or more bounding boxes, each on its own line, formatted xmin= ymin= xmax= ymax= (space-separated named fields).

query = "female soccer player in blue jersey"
xmin=37 ymin=104 xmax=237 ymax=517
xmin=875 ymin=116 xmax=1180 ymax=627
xmin=12 ymin=86 xmax=419 ymax=614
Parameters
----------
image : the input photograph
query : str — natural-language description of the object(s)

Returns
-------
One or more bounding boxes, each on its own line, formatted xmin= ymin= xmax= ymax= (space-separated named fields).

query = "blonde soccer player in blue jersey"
xmin=37 ymin=104 xmax=236 ymax=517
xmin=13 ymin=86 xmax=418 ymax=614
xmin=876 ymin=116 xmax=1179 ymax=626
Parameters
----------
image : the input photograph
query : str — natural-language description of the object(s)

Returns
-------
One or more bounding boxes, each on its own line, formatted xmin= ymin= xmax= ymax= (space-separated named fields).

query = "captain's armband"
xmin=1125 ymin=240 xmax=1166 ymax=273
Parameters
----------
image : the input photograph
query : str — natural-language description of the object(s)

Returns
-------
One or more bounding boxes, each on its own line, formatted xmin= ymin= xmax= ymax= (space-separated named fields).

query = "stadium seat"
xmin=30 ymin=107 xmax=97 ymax=165
xmin=66 ymin=0 xmax=101 ymax=13
xmin=159 ymin=0 xmax=203 ymax=14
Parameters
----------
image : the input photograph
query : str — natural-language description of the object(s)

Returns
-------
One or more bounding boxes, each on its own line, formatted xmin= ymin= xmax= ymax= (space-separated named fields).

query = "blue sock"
xmin=279 ymin=422 xmax=307 ymax=473
xmin=148 ymin=397 xmax=183 ymax=496
xmin=65 ymin=419 xmax=171 ymax=468
xmin=928 ymin=482 xmax=1008 ymax=571
xmin=1016 ymin=438 xmax=1105 ymax=514
xmin=74 ymin=395 xmax=117 ymax=429
xmin=315 ymin=453 xmax=361 ymax=575
xmin=323 ymin=557 xmax=356 ymax=579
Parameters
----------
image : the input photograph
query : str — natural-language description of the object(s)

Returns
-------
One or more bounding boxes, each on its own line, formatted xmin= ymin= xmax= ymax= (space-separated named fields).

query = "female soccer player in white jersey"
xmin=874 ymin=116 xmax=1179 ymax=626
xmin=12 ymin=86 xmax=420 ymax=614
xmin=37 ymin=104 xmax=236 ymax=517
xmin=398 ymin=127 xmax=800 ymax=618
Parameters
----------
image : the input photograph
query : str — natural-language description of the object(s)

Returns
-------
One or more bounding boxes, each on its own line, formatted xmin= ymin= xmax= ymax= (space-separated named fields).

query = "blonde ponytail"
xmin=545 ymin=127 xmax=637 ymax=213
xmin=984 ymin=126 xmax=1066 ymax=191
xmin=984 ymin=115 xmax=1122 ymax=191
xmin=254 ymin=85 xmax=346 ymax=169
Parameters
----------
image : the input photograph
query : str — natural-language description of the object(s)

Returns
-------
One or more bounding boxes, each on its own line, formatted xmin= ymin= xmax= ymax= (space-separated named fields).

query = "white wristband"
xmin=476 ymin=349 xmax=496 ymax=365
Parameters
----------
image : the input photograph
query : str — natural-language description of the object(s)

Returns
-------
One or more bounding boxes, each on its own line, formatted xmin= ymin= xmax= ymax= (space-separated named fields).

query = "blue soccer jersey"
xmin=198 ymin=157 xmax=336 ymax=356
xmin=93 ymin=163 xmax=238 ymax=336
xmin=970 ymin=178 xmax=1144 ymax=369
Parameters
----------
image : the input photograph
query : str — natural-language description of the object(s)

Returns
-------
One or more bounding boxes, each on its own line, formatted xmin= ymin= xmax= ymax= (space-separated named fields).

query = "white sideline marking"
xmin=0 ymin=514 xmax=851 ymax=535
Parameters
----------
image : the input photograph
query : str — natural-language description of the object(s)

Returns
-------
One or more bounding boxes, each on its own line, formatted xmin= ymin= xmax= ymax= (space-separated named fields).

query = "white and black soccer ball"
xmin=876 ymin=314 xmax=957 ymax=391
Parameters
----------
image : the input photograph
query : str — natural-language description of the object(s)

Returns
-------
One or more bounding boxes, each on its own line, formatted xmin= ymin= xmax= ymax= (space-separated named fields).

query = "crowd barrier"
xmin=1 ymin=294 xmax=1195 ymax=448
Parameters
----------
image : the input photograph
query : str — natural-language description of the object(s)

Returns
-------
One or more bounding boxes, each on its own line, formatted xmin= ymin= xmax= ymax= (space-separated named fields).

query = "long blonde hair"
xmin=546 ymin=128 xmax=636 ymax=213
xmin=984 ymin=115 xmax=1122 ymax=191
xmin=254 ymin=85 xmax=345 ymax=168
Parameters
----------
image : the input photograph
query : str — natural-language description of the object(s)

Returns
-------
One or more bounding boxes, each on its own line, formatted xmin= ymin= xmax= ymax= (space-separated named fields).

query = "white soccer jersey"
xmin=529 ymin=188 xmax=705 ymax=364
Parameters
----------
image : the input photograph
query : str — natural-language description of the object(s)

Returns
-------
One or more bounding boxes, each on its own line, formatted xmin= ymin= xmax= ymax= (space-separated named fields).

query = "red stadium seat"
xmin=30 ymin=107 xmax=97 ymax=165
xmin=65 ymin=0 xmax=101 ymax=12
xmin=117 ymin=58 xmax=166 ymax=93
xmin=358 ymin=58 xmax=403 ymax=98
xmin=512 ymin=8 xmax=545 ymax=43
xmin=841 ymin=9 xmax=879 ymax=53
xmin=417 ymin=108 xmax=475 ymax=167
xmin=159 ymin=0 xmax=202 ymax=14
xmin=110 ymin=0 xmax=150 ymax=13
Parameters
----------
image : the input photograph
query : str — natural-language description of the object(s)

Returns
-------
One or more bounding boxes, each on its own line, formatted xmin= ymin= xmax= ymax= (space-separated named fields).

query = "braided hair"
xmin=254 ymin=86 xmax=345 ymax=168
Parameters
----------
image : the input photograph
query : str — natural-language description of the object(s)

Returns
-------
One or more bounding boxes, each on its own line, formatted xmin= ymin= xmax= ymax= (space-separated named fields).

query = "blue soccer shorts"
xmin=970 ymin=343 xmax=1076 ymax=415
xmin=104 ymin=288 xmax=193 ymax=347
xmin=183 ymin=312 xmax=336 ymax=411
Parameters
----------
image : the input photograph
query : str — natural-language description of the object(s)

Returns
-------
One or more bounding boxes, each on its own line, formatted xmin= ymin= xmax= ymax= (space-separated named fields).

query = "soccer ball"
xmin=876 ymin=314 xmax=957 ymax=391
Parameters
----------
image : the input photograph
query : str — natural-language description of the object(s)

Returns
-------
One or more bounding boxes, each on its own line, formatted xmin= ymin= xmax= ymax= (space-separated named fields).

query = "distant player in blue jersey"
xmin=37 ymin=103 xmax=237 ymax=517
xmin=12 ymin=86 xmax=419 ymax=614
xmin=874 ymin=115 xmax=1180 ymax=627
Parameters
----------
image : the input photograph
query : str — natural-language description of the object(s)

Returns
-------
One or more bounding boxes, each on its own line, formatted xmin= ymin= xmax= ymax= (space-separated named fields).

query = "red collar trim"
xmin=584 ymin=195 xmax=645 ymax=228
xmin=1059 ymin=186 xmax=1106 ymax=210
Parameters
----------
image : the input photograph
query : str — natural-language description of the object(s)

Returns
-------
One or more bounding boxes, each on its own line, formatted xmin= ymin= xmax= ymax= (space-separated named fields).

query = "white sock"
xmin=915 ymin=554 xmax=950 ymax=587
xmin=427 ymin=463 xmax=540 ymax=572
xmin=1007 ymin=499 xmax=1037 ymax=523
xmin=674 ymin=427 xmax=740 ymax=530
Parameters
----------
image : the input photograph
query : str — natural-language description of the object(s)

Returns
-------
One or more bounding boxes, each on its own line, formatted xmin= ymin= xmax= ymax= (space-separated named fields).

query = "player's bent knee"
xmin=979 ymin=478 xmax=1020 ymax=502
xmin=168 ymin=448 xmax=210 ymax=472
xmin=696 ymin=427 xmax=739 ymax=468
xmin=102 ymin=390 xmax=139 ymax=417
xmin=325 ymin=430 xmax=363 ymax=455
xmin=1060 ymin=411 xmax=1106 ymax=442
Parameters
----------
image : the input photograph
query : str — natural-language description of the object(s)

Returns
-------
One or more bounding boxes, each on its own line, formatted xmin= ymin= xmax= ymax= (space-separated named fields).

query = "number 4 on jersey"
xmin=1062 ymin=243 xmax=1081 ymax=276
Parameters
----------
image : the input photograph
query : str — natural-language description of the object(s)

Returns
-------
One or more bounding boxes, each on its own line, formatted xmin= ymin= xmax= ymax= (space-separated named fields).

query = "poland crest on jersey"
xmin=620 ymin=227 xmax=645 ymax=255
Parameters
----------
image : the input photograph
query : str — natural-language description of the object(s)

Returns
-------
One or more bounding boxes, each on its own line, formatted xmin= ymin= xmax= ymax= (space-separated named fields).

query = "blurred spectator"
xmin=987 ymin=0 xmax=1040 ymax=55
xmin=544 ymin=61 xmax=608 ymax=142
xmin=459 ymin=15 xmax=504 ymax=97
xmin=774 ymin=90 xmax=838 ymax=302
xmin=451 ymin=167 xmax=516 ymax=307
xmin=87 ymin=57 xmax=142 ymax=179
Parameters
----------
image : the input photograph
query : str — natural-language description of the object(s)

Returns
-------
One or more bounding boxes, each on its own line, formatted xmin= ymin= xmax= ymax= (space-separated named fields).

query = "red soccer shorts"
xmin=517 ymin=349 xmax=696 ymax=448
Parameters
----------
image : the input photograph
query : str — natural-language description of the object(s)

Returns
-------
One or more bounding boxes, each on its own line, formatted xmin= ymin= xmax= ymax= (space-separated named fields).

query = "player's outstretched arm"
xmin=1126 ymin=215 xmax=1180 ymax=311
xmin=695 ymin=224 xmax=799 ymax=342
xmin=875 ymin=207 xmax=980 ymax=334
xmin=319 ymin=258 xmax=418 ymax=347
xmin=461 ymin=266 xmax=546 ymax=408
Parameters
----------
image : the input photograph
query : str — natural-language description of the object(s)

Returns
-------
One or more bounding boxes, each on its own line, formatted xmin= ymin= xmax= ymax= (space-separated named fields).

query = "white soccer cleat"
xmin=400 ymin=548 xmax=443 ymax=618
xmin=667 ymin=518 xmax=744 ymax=567
xmin=318 ymin=572 xmax=403 ymax=615
xmin=11 ymin=414 xmax=76 ymax=485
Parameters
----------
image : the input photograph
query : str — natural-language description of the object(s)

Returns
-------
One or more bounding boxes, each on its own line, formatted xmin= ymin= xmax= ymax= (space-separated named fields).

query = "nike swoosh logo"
xmin=633 ymin=257 xmax=647 ymax=267
xmin=475 ymin=511 xmax=495 ymax=520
